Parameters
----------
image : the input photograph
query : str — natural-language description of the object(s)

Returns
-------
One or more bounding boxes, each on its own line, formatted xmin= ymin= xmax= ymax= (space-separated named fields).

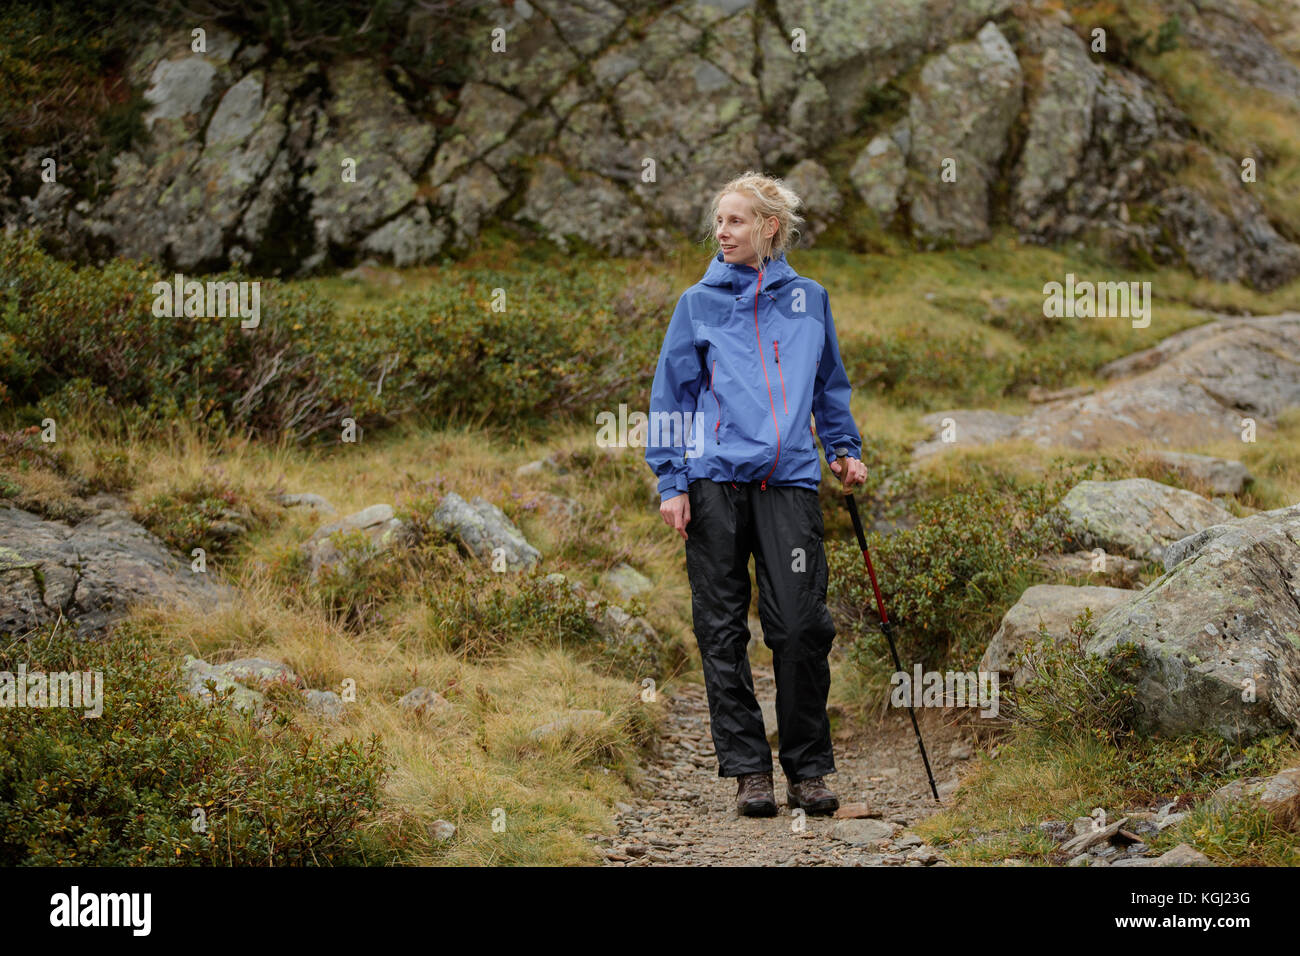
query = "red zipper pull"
xmin=774 ymin=341 xmax=779 ymax=363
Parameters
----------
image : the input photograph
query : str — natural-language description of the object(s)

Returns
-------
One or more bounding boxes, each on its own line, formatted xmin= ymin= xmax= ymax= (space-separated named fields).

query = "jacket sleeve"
xmin=646 ymin=292 xmax=705 ymax=501
xmin=812 ymin=287 xmax=863 ymax=463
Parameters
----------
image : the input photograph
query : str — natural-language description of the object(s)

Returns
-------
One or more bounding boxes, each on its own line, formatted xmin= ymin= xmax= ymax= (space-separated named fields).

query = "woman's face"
xmin=716 ymin=191 xmax=775 ymax=271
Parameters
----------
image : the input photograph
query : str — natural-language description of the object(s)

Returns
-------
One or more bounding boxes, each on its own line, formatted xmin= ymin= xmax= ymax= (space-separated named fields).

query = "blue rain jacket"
xmin=645 ymin=250 xmax=862 ymax=502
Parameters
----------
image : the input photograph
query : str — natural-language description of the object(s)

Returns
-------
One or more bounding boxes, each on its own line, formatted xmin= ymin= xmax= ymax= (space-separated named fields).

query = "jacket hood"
xmin=700 ymin=249 xmax=800 ymax=293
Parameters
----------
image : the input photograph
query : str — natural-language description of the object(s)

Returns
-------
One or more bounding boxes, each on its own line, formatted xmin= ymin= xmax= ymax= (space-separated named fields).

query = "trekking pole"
xmin=841 ymin=491 xmax=941 ymax=803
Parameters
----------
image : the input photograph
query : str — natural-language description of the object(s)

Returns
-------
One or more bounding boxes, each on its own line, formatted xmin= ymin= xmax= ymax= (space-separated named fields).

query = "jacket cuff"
xmin=658 ymin=473 xmax=689 ymax=501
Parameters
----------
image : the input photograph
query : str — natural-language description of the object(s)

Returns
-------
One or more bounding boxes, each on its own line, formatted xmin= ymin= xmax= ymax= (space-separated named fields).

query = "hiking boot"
xmin=736 ymin=771 xmax=778 ymax=817
xmin=786 ymin=774 xmax=839 ymax=815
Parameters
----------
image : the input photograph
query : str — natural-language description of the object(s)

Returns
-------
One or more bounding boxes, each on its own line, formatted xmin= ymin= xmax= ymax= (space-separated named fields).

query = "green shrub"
xmin=833 ymin=459 xmax=1100 ymax=675
xmin=1 ymin=235 xmax=663 ymax=444
xmin=136 ymin=470 xmax=270 ymax=559
xmin=0 ymin=622 xmax=392 ymax=865
xmin=999 ymin=608 xmax=1143 ymax=745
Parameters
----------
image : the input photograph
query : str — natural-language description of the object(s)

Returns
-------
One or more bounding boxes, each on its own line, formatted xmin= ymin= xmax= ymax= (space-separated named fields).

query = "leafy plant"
xmin=0 ymin=621 xmax=393 ymax=865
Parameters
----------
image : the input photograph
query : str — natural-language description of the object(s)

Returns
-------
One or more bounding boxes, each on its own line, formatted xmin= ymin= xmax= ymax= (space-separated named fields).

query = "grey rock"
xmin=397 ymin=686 xmax=452 ymax=716
xmin=541 ymin=573 xmax=658 ymax=650
xmin=275 ymin=492 xmax=338 ymax=516
xmin=1056 ymin=479 xmax=1234 ymax=564
xmin=850 ymin=133 xmax=907 ymax=221
xmin=303 ymin=59 xmax=437 ymax=252
xmin=1147 ymin=451 xmax=1252 ymax=497
xmin=428 ymin=819 xmax=457 ymax=843
xmin=302 ymin=689 xmax=344 ymax=720
xmin=433 ymin=492 xmax=540 ymax=571
xmin=302 ymin=503 xmax=416 ymax=580
xmin=782 ymin=159 xmax=840 ymax=245
xmin=908 ymin=22 xmax=1022 ymax=244
xmin=528 ymin=709 xmax=609 ymax=742
xmin=832 ymin=818 xmax=896 ymax=846
xmin=916 ymin=315 xmax=1300 ymax=458
xmin=979 ymin=584 xmax=1138 ymax=684
xmin=1114 ymin=842 xmax=1215 ymax=867
xmin=1060 ymin=816 xmax=1128 ymax=855
xmin=181 ymin=655 xmax=275 ymax=718
xmin=1034 ymin=549 xmax=1148 ymax=580
xmin=1206 ymin=767 xmax=1300 ymax=827
xmin=603 ymin=562 xmax=653 ymax=600
xmin=0 ymin=505 xmax=235 ymax=639
xmin=359 ymin=204 xmax=449 ymax=268
xmin=1088 ymin=503 xmax=1300 ymax=744
xmin=143 ymin=56 xmax=218 ymax=128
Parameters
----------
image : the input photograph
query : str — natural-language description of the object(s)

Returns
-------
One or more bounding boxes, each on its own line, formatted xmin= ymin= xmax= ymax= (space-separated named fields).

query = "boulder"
xmin=542 ymin=572 xmax=656 ymax=651
xmin=302 ymin=59 xmax=437 ymax=253
xmin=433 ymin=492 xmax=540 ymax=571
xmin=980 ymin=584 xmax=1138 ymax=684
xmin=782 ymin=159 xmax=840 ymax=244
xmin=1145 ymin=451 xmax=1252 ymax=496
xmin=302 ymin=503 xmax=416 ymax=580
xmin=1033 ymin=549 xmax=1147 ymax=581
xmin=1206 ymin=767 xmax=1300 ymax=831
xmin=274 ymin=492 xmax=338 ymax=516
xmin=1087 ymin=502 xmax=1300 ymax=744
xmin=181 ymin=655 xmax=267 ymax=717
xmin=303 ymin=688 xmax=345 ymax=721
xmin=1056 ymin=478 xmax=1234 ymax=564
xmin=0 ymin=505 xmax=235 ymax=639
xmin=397 ymin=686 xmax=452 ymax=716
xmin=1110 ymin=842 xmax=1214 ymax=867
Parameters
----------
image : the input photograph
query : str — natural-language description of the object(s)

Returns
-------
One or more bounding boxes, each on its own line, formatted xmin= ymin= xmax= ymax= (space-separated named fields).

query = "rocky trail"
xmin=593 ymin=655 xmax=979 ymax=867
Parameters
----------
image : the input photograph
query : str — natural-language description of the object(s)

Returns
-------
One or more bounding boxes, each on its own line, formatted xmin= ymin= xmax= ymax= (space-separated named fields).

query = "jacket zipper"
xmin=754 ymin=270 xmax=781 ymax=490
xmin=774 ymin=340 xmax=788 ymax=414
xmin=710 ymin=358 xmax=721 ymax=444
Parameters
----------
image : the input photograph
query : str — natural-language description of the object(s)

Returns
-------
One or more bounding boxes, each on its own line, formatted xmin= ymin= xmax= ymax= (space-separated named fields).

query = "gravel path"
xmin=594 ymin=657 xmax=980 ymax=867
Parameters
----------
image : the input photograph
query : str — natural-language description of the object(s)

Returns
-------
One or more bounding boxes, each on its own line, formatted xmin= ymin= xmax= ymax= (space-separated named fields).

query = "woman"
xmin=645 ymin=171 xmax=867 ymax=818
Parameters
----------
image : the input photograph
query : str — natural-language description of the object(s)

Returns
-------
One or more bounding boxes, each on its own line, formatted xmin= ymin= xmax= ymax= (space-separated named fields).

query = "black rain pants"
xmin=684 ymin=478 xmax=837 ymax=783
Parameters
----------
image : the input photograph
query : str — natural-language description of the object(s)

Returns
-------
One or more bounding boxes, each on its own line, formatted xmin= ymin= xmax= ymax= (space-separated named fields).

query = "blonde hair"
xmin=703 ymin=171 xmax=805 ymax=265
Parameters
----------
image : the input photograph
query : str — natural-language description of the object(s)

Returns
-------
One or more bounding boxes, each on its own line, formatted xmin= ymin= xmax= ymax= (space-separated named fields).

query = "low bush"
xmin=0 ymin=622 xmax=392 ymax=865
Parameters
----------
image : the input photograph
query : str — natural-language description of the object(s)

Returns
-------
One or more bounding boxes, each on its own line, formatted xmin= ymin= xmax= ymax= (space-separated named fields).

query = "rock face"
xmin=7 ymin=3 xmax=1299 ymax=287
xmin=914 ymin=314 xmax=1300 ymax=458
xmin=1087 ymin=502 xmax=1300 ymax=745
xmin=980 ymin=583 xmax=1138 ymax=684
xmin=907 ymin=21 xmax=1023 ymax=244
xmin=0 ymin=504 xmax=235 ymax=638
xmin=1056 ymin=478 xmax=1235 ymax=564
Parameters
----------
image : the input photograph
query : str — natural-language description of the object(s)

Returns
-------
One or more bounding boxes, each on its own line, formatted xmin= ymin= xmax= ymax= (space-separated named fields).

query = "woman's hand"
xmin=660 ymin=492 xmax=690 ymax=540
xmin=830 ymin=455 xmax=868 ymax=491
